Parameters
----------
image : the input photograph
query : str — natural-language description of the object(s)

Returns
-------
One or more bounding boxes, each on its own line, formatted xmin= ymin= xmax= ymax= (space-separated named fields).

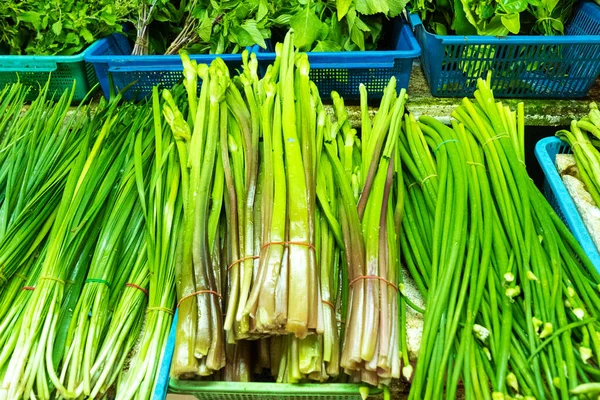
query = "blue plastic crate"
xmin=0 ymin=43 xmax=101 ymax=102
xmin=85 ymin=34 xmax=245 ymax=101
xmin=409 ymin=0 xmax=600 ymax=98
xmin=535 ymin=136 xmax=600 ymax=271
xmin=255 ymin=19 xmax=421 ymax=101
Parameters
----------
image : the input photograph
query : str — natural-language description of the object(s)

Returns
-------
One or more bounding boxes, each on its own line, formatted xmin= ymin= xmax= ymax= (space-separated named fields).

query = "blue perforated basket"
xmin=535 ymin=136 xmax=600 ymax=271
xmin=255 ymin=19 xmax=421 ymax=101
xmin=409 ymin=0 xmax=600 ymax=98
xmin=85 ymin=34 xmax=245 ymax=101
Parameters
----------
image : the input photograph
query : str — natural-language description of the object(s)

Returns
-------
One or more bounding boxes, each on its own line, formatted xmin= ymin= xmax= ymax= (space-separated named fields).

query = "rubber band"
xmin=434 ymin=139 xmax=459 ymax=152
xmin=261 ymin=241 xmax=316 ymax=253
xmin=408 ymin=181 xmax=420 ymax=189
xmin=421 ymin=174 xmax=438 ymax=185
xmin=126 ymin=283 xmax=149 ymax=296
xmin=322 ymin=300 xmax=335 ymax=310
xmin=177 ymin=290 xmax=222 ymax=309
xmin=467 ymin=161 xmax=486 ymax=169
xmin=146 ymin=307 xmax=174 ymax=315
xmin=66 ymin=279 xmax=75 ymax=285
xmin=228 ymin=255 xmax=260 ymax=271
xmin=482 ymin=134 xmax=509 ymax=148
xmin=85 ymin=278 xmax=111 ymax=288
xmin=337 ymin=320 xmax=346 ymax=325
xmin=349 ymin=275 xmax=399 ymax=292
xmin=15 ymin=273 xmax=28 ymax=281
xmin=571 ymin=141 xmax=589 ymax=148
xmin=21 ymin=286 xmax=35 ymax=291
xmin=39 ymin=276 xmax=65 ymax=285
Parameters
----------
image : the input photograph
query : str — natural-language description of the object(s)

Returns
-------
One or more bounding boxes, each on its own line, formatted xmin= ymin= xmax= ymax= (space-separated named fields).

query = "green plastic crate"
xmin=157 ymin=312 xmax=383 ymax=400
xmin=169 ymin=380 xmax=382 ymax=400
xmin=0 ymin=43 xmax=102 ymax=102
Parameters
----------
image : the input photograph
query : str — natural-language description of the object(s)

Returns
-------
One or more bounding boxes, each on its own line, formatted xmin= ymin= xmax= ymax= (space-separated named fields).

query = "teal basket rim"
xmin=0 ymin=39 xmax=104 ymax=63
xmin=534 ymin=136 xmax=600 ymax=270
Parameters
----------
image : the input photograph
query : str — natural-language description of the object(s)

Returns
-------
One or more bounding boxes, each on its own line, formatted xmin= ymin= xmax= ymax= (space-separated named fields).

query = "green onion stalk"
xmin=402 ymin=75 xmax=600 ymax=399
xmin=116 ymin=87 xmax=183 ymax=399
xmin=0 ymin=95 xmax=132 ymax=400
xmin=556 ymin=104 xmax=600 ymax=207
xmin=56 ymin=108 xmax=154 ymax=398
xmin=165 ymin=57 xmax=228 ymax=379
xmin=222 ymin=51 xmax=263 ymax=339
xmin=0 ymin=83 xmax=88 ymax=290
xmin=325 ymin=79 xmax=405 ymax=386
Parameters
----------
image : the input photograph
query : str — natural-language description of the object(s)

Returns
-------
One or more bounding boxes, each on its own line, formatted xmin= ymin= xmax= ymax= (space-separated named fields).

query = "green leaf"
xmin=257 ymin=0 xmax=269 ymax=21
xmin=290 ymin=5 xmax=322 ymax=50
xmin=346 ymin=9 xmax=366 ymax=50
xmin=501 ymin=13 xmax=520 ymax=34
xmin=356 ymin=0 xmax=390 ymax=15
xmin=551 ymin=18 xmax=564 ymax=34
xmin=81 ymin=28 xmax=94 ymax=43
xmin=198 ymin=17 xmax=213 ymax=43
xmin=452 ymin=0 xmax=477 ymax=35
xmin=337 ymin=0 xmax=353 ymax=20
xmin=499 ymin=0 xmax=529 ymax=13
xmin=241 ymin=20 xmax=267 ymax=48
xmin=313 ymin=40 xmax=343 ymax=52
xmin=19 ymin=11 xmax=42 ymax=30
xmin=52 ymin=20 xmax=62 ymax=36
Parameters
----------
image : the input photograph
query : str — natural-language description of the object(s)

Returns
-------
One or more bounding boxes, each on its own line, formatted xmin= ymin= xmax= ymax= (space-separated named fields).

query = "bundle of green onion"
xmin=402 ymin=76 xmax=600 ymax=399
xmin=556 ymin=102 xmax=600 ymax=208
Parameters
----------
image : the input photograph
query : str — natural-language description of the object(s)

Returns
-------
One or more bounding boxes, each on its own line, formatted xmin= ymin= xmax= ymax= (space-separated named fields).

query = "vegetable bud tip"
xmin=526 ymin=271 xmax=538 ymax=281
xmin=539 ymin=322 xmax=553 ymax=339
xmin=580 ymin=346 xmax=592 ymax=364
xmin=504 ymin=272 xmax=515 ymax=283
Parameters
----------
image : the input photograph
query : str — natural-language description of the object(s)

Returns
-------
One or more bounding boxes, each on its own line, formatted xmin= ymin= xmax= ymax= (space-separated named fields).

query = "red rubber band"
xmin=177 ymin=290 xmax=222 ymax=309
xmin=261 ymin=241 xmax=316 ymax=252
xmin=322 ymin=300 xmax=335 ymax=310
xmin=228 ymin=255 xmax=259 ymax=271
xmin=126 ymin=283 xmax=149 ymax=296
xmin=349 ymin=275 xmax=399 ymax=292
xmin=21 ymin=286 xmax=35 ymax=291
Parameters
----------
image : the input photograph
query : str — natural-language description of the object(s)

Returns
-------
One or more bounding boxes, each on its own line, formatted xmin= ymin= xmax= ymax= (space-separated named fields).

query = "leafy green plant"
xmin=0 ymin=0 xmax=136 ymax=55
xmin=411 ymin=0 xmax=577 ymax=36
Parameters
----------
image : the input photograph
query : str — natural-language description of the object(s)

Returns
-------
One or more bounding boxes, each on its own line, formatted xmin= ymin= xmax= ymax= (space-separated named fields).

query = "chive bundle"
xmin=402 ymin=76 xmax=600 ymax=399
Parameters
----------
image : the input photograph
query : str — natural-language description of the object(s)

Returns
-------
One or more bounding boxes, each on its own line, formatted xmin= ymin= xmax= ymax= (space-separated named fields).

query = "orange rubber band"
xmin=467 ymin=161 xmax=486 ymax=169
xmin=126 ymin=283 xmax=149 ymax=296
xmin=40 ymin=276 xmax=65 ymax=285
xmin=177 ymin=290 xmax=222 ymax=309
xmin=322 ymin=300 xmax=335 ymax=310
xmin=261 ymin=241 xmax=316 ymax=252
xmin=421 ymin=174 xmax=438 ymax=185
xmin=22 ymin=286 xmax=35 ymax=291
xmin=228 ymin=255 xmax=260 ymax=271
xmin=349 ymin=275 xmax=399 ymax=292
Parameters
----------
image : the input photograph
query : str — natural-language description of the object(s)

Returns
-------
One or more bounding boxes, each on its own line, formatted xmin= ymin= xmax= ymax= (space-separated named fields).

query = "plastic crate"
xmin=535 ymin=136 xmax=600 ymax=270
xmin=154 ymin=312 xmax=382 ymax=400
xmin=255 ymin=19 xmax=421 ymax=101
xmin=409 ymin=0 xmax=600 ymax=98
xmin=0 ymin=44 xmax=101 ymax=102
xmin=85 ymin=34 xmax=246 ymax=101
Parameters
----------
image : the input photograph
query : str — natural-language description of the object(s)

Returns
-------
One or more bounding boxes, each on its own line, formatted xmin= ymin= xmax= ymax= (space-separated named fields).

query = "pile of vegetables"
xmin=1 ymin=21 xmax=600 ymax=400
xmin=164 ymin=30 xmax=404 ymax=386
xmin=410 ymin=0 xmax=577 ymax=35
xmin=401 ymin=76 xmax=600 ymax=399
xmin=0 ymin=0 xmax=407 ymax=55
xmin=0 ymin=82 xmax=180 ymax=399
xmin=0 ymin=0 xmax=134 ymax=55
